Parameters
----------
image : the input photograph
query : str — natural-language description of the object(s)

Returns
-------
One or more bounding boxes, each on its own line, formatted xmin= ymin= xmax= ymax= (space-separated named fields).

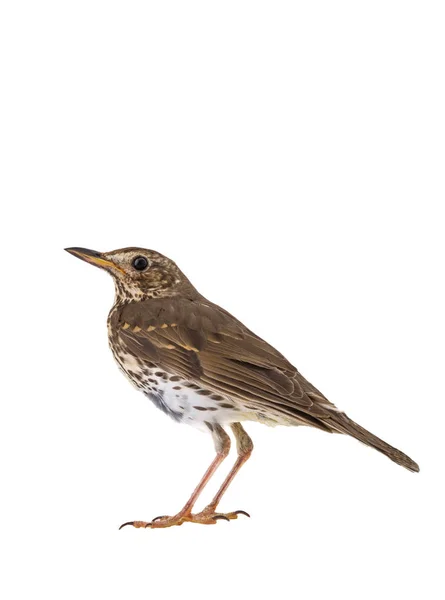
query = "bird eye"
xmin=132 ymin=256 xmax=149 ymax=271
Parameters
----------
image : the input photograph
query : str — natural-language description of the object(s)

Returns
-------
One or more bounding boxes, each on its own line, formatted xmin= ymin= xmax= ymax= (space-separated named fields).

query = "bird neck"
xmin=111 ymin=276 xmax=199 ymax=305
xmin=112 ymin=279 xmax=162 ymax=303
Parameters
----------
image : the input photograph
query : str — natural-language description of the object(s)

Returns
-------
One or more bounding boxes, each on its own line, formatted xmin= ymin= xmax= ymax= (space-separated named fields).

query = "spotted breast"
xmin=107 ymin=301 xmax=258 ymax=430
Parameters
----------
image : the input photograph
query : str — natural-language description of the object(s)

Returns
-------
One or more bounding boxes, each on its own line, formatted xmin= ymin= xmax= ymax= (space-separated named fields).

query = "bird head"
xmin=65 ymin=247 xmax=195 ymax=301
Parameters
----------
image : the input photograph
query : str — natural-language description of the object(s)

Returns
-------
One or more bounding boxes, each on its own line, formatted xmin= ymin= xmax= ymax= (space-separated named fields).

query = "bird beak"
xmin=65 ymin=247 xmax=123 ymax=273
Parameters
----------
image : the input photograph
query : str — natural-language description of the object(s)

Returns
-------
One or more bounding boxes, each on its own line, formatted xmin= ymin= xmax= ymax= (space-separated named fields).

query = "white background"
xmin=1 ymin=2 xmax=444 ymax=599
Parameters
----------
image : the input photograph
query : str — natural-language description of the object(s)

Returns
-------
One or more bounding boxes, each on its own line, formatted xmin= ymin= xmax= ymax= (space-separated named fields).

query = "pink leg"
xmin=192 ymin=422 xmax=253 ymax=522
xmin=120 ymin=423 xmax=231 ymax=529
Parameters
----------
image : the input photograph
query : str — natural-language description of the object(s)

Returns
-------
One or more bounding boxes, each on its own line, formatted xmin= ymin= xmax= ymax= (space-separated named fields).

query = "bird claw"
xmin=213 ymin=514 xmax=231 ymax=522
xmin=119 ymin=514 xmax=188 ymax=529
xmin=119 ymin=520 xmax=151 ymax=530
xmin=119 ymin=509 xmax=250 ymax=529
xmin=151 ymin=515 xmax=169 ymax=522
xmin=232 ymin=510 xmax=250 ymax=518
xmin=191 ymin=508 xmax=250 ymax=524
xmin=213 ymin=509 xmax=250 ymax=520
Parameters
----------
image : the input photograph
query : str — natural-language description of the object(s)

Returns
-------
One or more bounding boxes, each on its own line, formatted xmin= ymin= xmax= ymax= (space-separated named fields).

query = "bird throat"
xmin=112 ymin=275 xmax=177 ymax=304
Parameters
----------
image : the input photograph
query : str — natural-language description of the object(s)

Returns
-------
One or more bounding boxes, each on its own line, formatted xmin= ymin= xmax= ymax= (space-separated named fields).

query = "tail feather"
xmin=329 ymin=413 xmax=419 ymax=473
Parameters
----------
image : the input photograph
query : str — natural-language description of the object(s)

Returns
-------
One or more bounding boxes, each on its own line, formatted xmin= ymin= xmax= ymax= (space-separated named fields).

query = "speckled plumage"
xmin=66 ymin=246 xmax=419 ymax=529
xmin=106 ymin=296 xmax=315 ymax=431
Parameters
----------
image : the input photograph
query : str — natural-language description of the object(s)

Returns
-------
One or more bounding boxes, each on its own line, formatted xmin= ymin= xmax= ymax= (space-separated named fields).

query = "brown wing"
xmin=114 ymin=297 xmax=338 ymax=430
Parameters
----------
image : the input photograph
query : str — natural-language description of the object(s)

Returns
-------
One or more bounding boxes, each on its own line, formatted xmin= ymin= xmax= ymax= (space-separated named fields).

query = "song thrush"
xmin=66 ymin=247 xmax=419 ymax=529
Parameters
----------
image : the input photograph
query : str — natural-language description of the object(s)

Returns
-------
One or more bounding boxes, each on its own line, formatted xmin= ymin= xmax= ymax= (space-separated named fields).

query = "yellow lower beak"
xmin=65 ymin=247 xmax=124 ymax=273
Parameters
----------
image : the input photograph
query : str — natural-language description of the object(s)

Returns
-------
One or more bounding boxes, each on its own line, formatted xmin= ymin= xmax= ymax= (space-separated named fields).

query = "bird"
xmin=66 ymin=246 xmax=419 ymax=529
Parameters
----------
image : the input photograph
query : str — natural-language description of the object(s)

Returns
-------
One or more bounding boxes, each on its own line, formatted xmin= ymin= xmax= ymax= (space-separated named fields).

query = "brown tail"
xmin=329 ymin=413 xmax=419 ymax=472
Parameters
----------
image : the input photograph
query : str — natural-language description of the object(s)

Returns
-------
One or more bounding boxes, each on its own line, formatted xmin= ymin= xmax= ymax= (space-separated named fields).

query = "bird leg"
xmin=119 ymin=424 xmax=231 ymax=529
xmin=190 ymin=423 xmax=253 ymax=523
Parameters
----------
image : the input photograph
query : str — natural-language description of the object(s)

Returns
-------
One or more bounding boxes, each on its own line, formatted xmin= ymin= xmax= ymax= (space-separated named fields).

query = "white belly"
xmin=112 ymin=350 xmax=252 ymax=429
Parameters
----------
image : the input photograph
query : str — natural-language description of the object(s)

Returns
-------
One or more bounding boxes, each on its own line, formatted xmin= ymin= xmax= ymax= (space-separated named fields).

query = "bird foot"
xmin=119 ymin=509 xmax=250 ymax=529
xmin=189 ymin=509 xmax=250 ymax=524
xmin=119 ymin=513 xmax=189 ymax=529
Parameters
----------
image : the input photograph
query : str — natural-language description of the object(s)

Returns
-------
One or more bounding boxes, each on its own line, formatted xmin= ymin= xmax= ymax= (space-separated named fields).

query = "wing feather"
xmin=114 ymin=297 xmax=337 ymax=425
